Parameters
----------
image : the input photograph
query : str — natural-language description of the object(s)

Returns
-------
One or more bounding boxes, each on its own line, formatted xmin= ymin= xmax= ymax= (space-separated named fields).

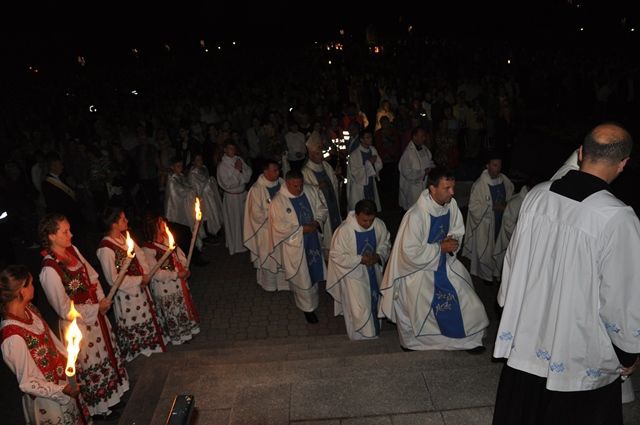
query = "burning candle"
xmin=148 ymin=225 xmax=176 ymax=278
xmin=64 ymin=301 xmax=83 ymax=391
xmin=186 ymin=197 xmax=202 ymax=268
xmin=106 ymin=231 xmax=136 ymax=302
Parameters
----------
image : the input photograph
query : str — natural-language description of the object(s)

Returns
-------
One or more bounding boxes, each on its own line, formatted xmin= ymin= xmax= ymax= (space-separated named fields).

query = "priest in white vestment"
xmin=492 ymin=123 xmax=640 ymax=424
xmin=268 ymin=170 xmax=328 ymax=323
xmin=380 ymin=168 xmax=489 ymax=351
xmin=217 ymin=142 xmax=252 ymax=255
xmin=347 ymin=129 xmax=383 ymax=211
xmin=326 ymin=200 xmax=390 ymax=340
xmin=492 ymin=184 xmax=528 ymax=277
xmin=188 ymin=153 xmax=223 ymax=236
xmin=165 ymin=157 xmax=205 ymax=251
xmin=243 ymin=160 xmax=288 ymax=292
xmin=463 ymin=156 xmax=514 ymax=282
xmin=302 ymin=139 xmax=342 ymax=252
xmin=398 ymin=127 xmax=435 ymax=210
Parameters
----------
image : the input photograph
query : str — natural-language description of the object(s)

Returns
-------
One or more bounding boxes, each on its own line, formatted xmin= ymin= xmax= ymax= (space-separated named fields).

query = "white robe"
xmin=188 ymin=165 xmax=224 ymax=235
xmin=463 ymin=170 xmax=514 ymax=281
xmin=302 ymin=160 xmax=341 ymax=251
xmin=494 ymin=182 xmax=640 ymax=391
xmin=217 ymin=155 xmax=252 ymax=255
xmin=492 ymin=186 xmax=528 ymax=276
xmin=268 ymin=185 xmax=328 ymax=312
xmin=398 ymin=142 xmax=435 ymax=210
xmin=380 ymin=191 xmax=489 ymax=350
xmin=243 ymin=175 xmax=288 ymax=292
xmin=165 ymin=172 xmax=205 ymax=249
xmin=347 ymin=145 xmax=383 ymax=211
xmin=326 ymin=212 xmax=391 ymax=340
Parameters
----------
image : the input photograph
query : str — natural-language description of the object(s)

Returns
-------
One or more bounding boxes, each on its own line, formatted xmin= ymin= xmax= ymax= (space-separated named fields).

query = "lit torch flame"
xmin=65 ymin=301 xmax=82 ymax=380
xmin=125 ymin=231 xmax=135 ymax=258
xmin=165 ymin=225 xmax=175 ymax=250
xmin=195 ymin=197 xmax=202 ymax=221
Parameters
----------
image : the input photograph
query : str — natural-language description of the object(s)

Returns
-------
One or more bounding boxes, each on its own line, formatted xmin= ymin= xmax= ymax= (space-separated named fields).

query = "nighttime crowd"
xmin=1 ymin=23 xmax=640 ymax=425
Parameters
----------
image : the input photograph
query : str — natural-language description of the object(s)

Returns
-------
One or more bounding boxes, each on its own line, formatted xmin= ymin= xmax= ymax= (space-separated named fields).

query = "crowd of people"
xmin=2 ymin=35 xmax=640 ymax=425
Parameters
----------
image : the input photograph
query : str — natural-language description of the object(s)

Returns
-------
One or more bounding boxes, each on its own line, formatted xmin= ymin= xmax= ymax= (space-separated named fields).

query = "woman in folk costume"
xmin=1 ymin=265 xmax=90 ymax=425
xmin=38 ymin=214 xmax=129 ymax=417
xmin=141 ymin=213 xmax=200 ymax=345
xmin=96 ymin=207 xmax=166 ymax=362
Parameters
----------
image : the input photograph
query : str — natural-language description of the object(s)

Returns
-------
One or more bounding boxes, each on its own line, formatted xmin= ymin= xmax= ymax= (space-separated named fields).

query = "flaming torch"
xmin=106 ymin=231 xmax=135 ymax=302
xmin=186 ymin=197 xmax=202 ymax=268
xmin=148 ymin=225 xmax=176 ymax=278
xmin=64 ymin=301 xmax=83 ymax=391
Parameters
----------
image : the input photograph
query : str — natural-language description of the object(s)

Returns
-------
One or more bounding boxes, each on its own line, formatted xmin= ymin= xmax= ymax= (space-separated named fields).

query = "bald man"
xmin=493 ymin=123 xmax=640 ymax=424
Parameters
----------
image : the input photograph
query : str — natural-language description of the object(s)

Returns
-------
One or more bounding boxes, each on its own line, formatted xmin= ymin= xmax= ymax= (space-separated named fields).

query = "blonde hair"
xmin=0 ymin=265 xmax=30 ymax=316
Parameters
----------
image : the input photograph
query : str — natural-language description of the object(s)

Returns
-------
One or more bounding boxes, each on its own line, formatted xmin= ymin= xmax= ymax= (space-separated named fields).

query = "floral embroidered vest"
xmin=42 ymin=247 xmax=98 ymax=304
xmin=1 ymin=305 xmax=67 ymax=385
xmin=142 ymin=242 xmax=177 ymax=272
xmin=98 ymin=238 xmax=144 ymax=276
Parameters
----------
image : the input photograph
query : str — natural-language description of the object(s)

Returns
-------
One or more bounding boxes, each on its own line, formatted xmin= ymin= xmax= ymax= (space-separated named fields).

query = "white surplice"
xmin=347 ymin=145 xmax=383 ymax=211
xmin=217 ymin=155 xmax=252 ymax=255
xmin=268 ymin=185 xmax=328 ymax=312
xmin=398 ymin=142 xmax=435 ymax=210
xmin=326 ymin=212 xmax=391 ymax=340
xmin=492 ymin=186 xmax=528 ymax=276
xmin=463 ymin=170 xmax=514 ymax=281
xmin=302 ymin=160 xmax=341 ymax=251
xmin=165 ymin=172 xmax=205 ymax=249
xmin=494 ymin=181 xmax=640 ymax=391
xmin=188 ymin=164 xmax=224 ymax=235
xmin=380 ymin=191 xmax=489 ymax=350
xmin=243 ymin=175 xmax=288 ymax=292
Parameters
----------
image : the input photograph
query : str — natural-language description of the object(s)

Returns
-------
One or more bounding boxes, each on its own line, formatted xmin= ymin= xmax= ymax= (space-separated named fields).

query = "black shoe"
xmin=400 ymin=346 xmax=415 ymax=352
xmin=466 ymin=346 xmax=486 ymax=355
xmin=304 ymin=312 xmax=319 ymax=324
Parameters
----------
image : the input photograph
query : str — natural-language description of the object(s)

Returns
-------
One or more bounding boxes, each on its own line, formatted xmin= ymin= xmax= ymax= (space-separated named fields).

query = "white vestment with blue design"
xmin=380 ymin=191 xmax=488 ymax=350
xmin=243 ymin=175 xmax=288 ymax=291
xmin=494 ymin=182 xmax=640 ymax=391
xmin=268 ymin=185 xmax=328 ymax=312
xmin=326 ymin=212 xmax=391 ymax=340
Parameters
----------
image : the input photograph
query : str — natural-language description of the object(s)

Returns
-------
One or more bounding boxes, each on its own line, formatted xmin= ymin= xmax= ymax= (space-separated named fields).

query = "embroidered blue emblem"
xmin=499 ymin=331 xmax=513 ymax=341
xmin=633 ymin=329 xmax=640 ymax=338
xmin=604 ymin=322 xmax=621 ymax=334
xmin=549 ymin=362 xmax=565 ymax=373
xmin=536 ymin=349 xmax=551 ymax=361
xmin=586 ymin=368 xmax=603 ymax=378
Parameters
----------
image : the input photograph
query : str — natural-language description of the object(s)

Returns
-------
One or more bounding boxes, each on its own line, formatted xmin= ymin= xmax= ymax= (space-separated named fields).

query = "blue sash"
xmin=489 ymin=182 xmax=506 ymax=240
xmin=266 ymin=182 xmax=281 ymax=200
xmin=355 ymin=228 xmax=380 ymax=335
xmin=314 ymin=169 xmax=341 ymax=232
xmin=290 ymin=194 xmax=324 ymax=284
xmin=360 ymin=150 xmax=375 ymax=201
xmin=428 ymin=211 xmax=465 ymax=338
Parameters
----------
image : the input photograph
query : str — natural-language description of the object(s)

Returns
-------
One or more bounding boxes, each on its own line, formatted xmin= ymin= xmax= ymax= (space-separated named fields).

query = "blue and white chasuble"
xmin=355 ymin=228 xmax=380 ymax=335
xmin=360 ymin=150 xmax=375 ymax=201
xmin=290 ymin=194 xmax=324 ymax=284
xmin=489 ymin=182 xmax=506 ymax=240
xmin=428 ymin=211 xmax=465 ymax=338
xmin=266 ymin=182 xmax=281 ymax=200
xmin=314 ymin=170 xmax=341 ymax=232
